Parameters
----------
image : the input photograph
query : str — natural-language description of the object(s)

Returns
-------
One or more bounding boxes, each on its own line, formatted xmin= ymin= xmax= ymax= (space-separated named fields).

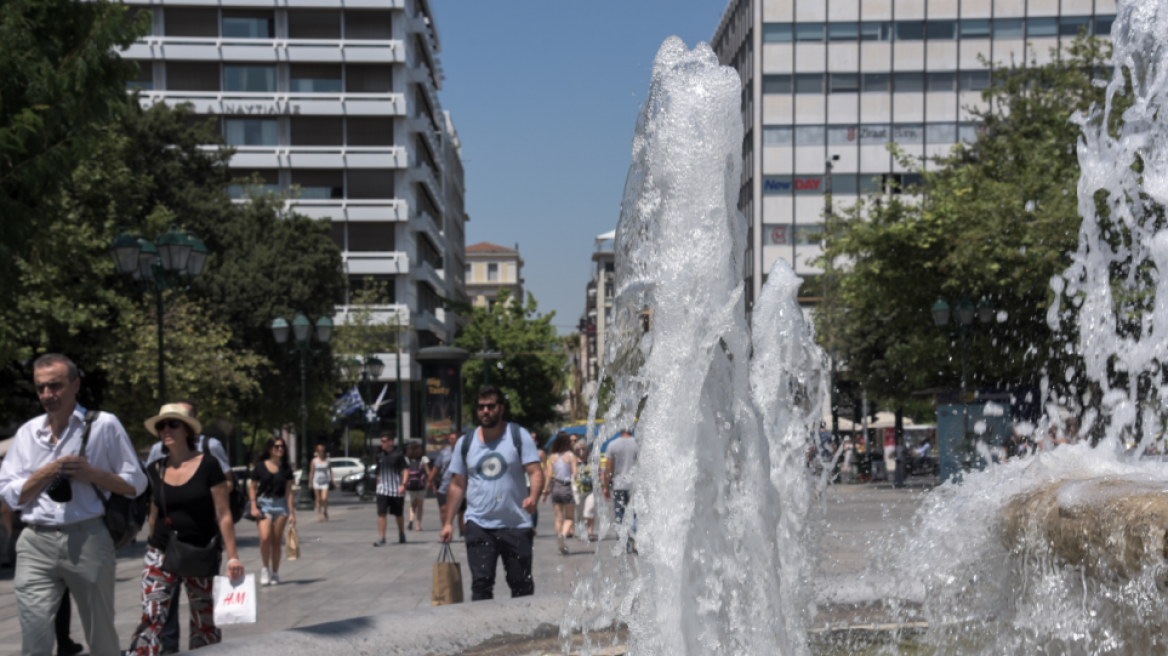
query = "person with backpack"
xmin=439 ymin=385 xmax=544 ymax=600
xmin=0 ymin=354 xmax=149 ymax=656
xmin=401 ymin=440 xmax=429 ymax=532
xmin=432 ymin=433 xmax=466 ymax=540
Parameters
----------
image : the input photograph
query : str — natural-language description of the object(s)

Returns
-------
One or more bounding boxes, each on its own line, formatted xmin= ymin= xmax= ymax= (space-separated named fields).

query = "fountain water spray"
xmin=562 ymin=37 xmax=826 ymax=656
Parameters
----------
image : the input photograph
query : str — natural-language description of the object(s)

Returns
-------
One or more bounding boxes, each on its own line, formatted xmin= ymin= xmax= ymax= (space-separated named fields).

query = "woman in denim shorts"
xmin=249 ymin=438 xmax=295 ymax=586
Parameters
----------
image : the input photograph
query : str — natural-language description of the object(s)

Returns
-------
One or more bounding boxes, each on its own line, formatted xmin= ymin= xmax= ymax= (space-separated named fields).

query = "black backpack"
xmin=79 ymin=410 xmax=151 ymax=550
xmin=460 ymin=422 xmax=523 ymax=473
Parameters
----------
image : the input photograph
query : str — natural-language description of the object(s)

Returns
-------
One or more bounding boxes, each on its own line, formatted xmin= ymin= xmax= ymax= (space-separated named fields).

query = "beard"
xmin=479 ymin=413 xmax=501 ymax=429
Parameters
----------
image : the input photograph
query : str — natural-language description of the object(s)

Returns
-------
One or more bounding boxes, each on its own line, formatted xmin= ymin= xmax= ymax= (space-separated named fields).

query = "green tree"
xmin=455 ymin=290 xmax=567 ymax=432
xmin=816 ymin=36 xmax=1118 ymax=403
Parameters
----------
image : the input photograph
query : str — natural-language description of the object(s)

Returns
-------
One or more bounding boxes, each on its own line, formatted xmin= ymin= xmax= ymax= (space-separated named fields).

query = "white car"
xmin=293 ymin=457 xmax=365 ymax=489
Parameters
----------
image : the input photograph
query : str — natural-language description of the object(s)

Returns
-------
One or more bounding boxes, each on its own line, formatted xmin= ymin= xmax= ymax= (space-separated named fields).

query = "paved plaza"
xmin=0 ymin=481 xmax=934 ymax=655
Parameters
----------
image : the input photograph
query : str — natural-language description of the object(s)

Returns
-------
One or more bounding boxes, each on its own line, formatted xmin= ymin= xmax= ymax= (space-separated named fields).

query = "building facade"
xmin=124 ymin=0 xmax=467 ymax=440
xmin=712 ymin=0 xmax=1116 ymax=312
xmin=580 ymin=233 xmax=615 ymax=396
xmin=464 ymin=242 xmax=524 ymax=308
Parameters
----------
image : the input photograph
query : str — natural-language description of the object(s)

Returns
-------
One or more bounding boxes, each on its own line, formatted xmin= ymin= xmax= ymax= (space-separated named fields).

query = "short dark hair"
xmin=174 ymin=397 xmax=200 ymax=419
xmin=477 ymin=385 xmax=505 ymax=405
xmin=32 ymin=354 xmax=79 ymax=382
xmin=379 ymin=431 xmax=394 ymax=440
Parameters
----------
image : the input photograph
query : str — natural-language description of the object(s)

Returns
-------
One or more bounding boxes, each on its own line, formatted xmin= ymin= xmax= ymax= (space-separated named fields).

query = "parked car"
xmin=341 ymin=464 xmax=378 ymax=496
xmin=293 ymin=457 xmax=366 ymax=490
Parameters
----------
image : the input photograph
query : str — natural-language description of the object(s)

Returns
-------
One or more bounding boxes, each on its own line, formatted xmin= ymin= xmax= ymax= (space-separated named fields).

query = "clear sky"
xmin=435 ymin=1 xmax=729 ymax=333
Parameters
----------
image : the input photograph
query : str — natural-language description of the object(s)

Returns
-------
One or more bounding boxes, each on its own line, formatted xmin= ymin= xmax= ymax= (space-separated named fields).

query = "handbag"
xmin=157 ymin=459 xmax=222 ymax=578
xmin=78 ymin=410 xmax=150 ymax=549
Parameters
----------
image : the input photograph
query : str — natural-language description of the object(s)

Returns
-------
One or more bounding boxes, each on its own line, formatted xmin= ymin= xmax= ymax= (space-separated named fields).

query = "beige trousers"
xmin=15 ymin=518 xmax=119 ymax=656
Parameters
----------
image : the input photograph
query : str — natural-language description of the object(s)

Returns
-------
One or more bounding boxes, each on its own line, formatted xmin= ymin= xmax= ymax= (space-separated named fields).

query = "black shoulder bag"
xmin=156 ymin=458 xmax=222 ymax=578
xmin=78 ymin=410 xmax=150 ymax=549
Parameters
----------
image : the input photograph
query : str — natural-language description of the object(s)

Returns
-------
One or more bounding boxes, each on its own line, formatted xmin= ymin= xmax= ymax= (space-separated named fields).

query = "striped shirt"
xmin=376 ymin=449 xmax=406 ymax=497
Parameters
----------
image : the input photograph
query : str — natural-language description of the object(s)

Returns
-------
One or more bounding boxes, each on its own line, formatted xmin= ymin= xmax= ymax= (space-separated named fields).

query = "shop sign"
xmin=763 ymin=224 xmax=789 ymax=246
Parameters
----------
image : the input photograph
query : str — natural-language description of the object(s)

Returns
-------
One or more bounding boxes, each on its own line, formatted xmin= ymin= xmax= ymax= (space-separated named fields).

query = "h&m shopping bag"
xmin=431 ymin=543 xmax=464 ymax=606
xmin=213 ymin=574 xmax=257 ymax=625
xmin=286 ymin=524 xmax=300 ymax=560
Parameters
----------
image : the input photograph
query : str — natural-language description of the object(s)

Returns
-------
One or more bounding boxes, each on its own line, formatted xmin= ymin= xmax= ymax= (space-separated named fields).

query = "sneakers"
xmin=557 ymin=534 xmax=569 ymax=556
xmin=260 ymin=567 xmax=271 ymax=586
xmin=373 ymin=536 xmax=387 ymax=547
xmin=270 ymin=571 xmax=280 ymax=585
xmin=407 ymin=519 xmax=414 ymax=530
xmin=399 ymin=531 xmax=406 ymax=544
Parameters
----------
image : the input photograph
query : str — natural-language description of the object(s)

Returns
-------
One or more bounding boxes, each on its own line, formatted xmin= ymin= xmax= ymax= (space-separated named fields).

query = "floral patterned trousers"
xmin=127 ymin=547 xmax=220 ymax=654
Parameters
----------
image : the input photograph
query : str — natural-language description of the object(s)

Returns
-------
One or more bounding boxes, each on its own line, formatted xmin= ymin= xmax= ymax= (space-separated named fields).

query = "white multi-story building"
xmin=124 ymin=0 xmax=466 ymax=440
xmin=713 ymin=0 xmax=1116 ymax=313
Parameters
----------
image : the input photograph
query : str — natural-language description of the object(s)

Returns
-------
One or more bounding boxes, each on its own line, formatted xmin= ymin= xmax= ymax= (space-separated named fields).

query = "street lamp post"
xmin=109 ymin=228 xmax=209 ymax=405
xmin=344 ymin=356 xmax=384 ymax=501
xmin=932 ymin=296 xmax=993 ymax=471
xmin=272 ymin=313 xmax=334 ymax=510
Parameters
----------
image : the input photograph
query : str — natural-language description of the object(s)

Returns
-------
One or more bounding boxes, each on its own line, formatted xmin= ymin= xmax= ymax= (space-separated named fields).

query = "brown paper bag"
xmin=286 ymin=524 xmax=300 ymax=561
xmin=432 ymin=543 xmax=463 ymax=606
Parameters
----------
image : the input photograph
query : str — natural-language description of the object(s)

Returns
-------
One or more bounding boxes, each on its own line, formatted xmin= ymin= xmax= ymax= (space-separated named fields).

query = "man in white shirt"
xmin=0 ymin=354 xmax=148 ymax=656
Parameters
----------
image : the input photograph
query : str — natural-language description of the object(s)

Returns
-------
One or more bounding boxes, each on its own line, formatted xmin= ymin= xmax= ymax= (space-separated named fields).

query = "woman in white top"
xmin=309 ymin=445 xmax=334 ymax=522
xmin=540 ymin=432 xmax=577 ymax=555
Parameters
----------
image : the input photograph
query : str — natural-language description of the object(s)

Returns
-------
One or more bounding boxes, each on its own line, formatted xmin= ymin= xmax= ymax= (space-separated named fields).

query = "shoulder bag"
xmin=157 ymin=458 xmax=223 ymax=578
xmin=78 ymin=410 xmax=150 ymax=549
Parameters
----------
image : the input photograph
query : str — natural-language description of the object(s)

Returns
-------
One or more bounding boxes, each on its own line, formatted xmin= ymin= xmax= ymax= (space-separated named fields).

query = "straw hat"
xmin=144 ymin=403 xmax=202 ymax=437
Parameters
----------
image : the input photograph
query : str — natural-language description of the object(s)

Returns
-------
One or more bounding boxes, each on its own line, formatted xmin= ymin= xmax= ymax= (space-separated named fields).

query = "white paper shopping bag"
xmin=213 ymin=574 xmax=257 ymax=625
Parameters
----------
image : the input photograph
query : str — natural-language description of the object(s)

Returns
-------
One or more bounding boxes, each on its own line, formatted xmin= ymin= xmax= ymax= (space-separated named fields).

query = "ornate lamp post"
xmin=345 ymin=355 xmax=384 ymax=500
xmin=271 ymin=313 xmax=333 ymax=510
xmin=109 ymin=228 xmax=209 ymax=404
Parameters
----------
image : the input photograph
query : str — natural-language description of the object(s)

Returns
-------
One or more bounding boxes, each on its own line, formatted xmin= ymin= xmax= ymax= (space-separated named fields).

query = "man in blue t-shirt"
xmin=440 ymin=385 xmax=543 ymax=600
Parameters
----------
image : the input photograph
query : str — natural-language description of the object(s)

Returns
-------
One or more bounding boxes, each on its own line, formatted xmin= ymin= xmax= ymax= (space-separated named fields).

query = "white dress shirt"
xmin=0 ymin=405 xmax=148 ymax=526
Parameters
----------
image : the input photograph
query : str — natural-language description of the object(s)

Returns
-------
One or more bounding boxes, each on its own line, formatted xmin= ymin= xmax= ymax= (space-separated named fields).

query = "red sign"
xmin=794 ymin=178 xmax=822 ymax=191
xmin=770 ymin=225 xmax=788 ymax=245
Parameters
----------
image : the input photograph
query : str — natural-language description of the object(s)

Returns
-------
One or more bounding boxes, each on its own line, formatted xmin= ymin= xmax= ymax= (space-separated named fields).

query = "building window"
xmin=1060 ymin=16 xmax=1091 ymax=38
xmin=860 ymin=21 xmax=892 ymax=41
xmin=763 ymin=23 xmax=792 ymax=43
xmin=345 ymin=64 xmax=393 ymax=93
xmin=127 ymin=6 xmax=152 ymax=35
xmin=487 ymin=263 xmax=498 ymax=282
xmin=894 ymin=21 xmax=925 ymax=41
xmin=290 ymin=116 xmax=343 ymax=146
xmin=926 ymin=123 xmax=958 ymax=143
xmin=1094 ymin=15 xmax=1116 ymax=36
xmin=826 ymin=125 xmax=855 ymax=145
xmin=227 ymin=169 xmax=279 ymax=199
xmin=127 ymin=61 xmax=153 ymax=91
xmin=1027 ymin=17 xmax=1058 ymax=38
xmin=224 ymin=119 xmax=278 ymax=146
xmin=893 ymin=71 xmax=924 ymax=93
xmin=344 ymin=10 xmax=392 ymax=40
xmin=959 ymin=122 xmax=985 ymax=143
xmin=762 ymin=74 xmax=792 ymax=94
xmin=346 ymin=117 xmax=394 ymax=146
xmin=224 ymin=65 xmax=276 ymax=92
xmin=164 ymin=8 xmax=217 ymax=37
xmin=416 ymin=184 xmax=440 ymax=216
xmin=418 ymin=234 xmax=442 ymax=270
xmin=925 ymin=20 xmax=957 ymax=40
xmin=960 ymin=19 xmax=992 ymax=39
xmin=861 ymin=73 xmax=890 ymax=93
xmin=858 ymin=125 xmax=890 ymax=145
xmin=465 ymin=262 xmax=472 ymax=280
xmin=166 ymin=62 xmax=219 ymax=91
xmin=926 ymin=72 xmax=956 ymax=93
xmin=329 ymin=221 xmax=345 ymax=250
xmin=346 ymin=222 xmax=396 ymax=252
xmin=290 ymin=64 xmax=342 ymax=93
xmin=794 ymin=224 xmax=824 ymax=246
xmin=291 ymin=169 xmax=343 ymax=199
xmin=827 ymin=22 xmax=858 ymax=42
xmin=892 ymin=124 xmax=924 ymax=145
xmin=348 ymin=170 xmax=394 ymax=199
xmin=221 ymin=10 xmax=274 ymax=39
xmin=829 ymin=73 xmax=858 ymax=93
xmin=794 ymin=126 xmax=826 ymax=146
xmin=794 ymin=73 xmax=824 ymax=94
xmin=958 ymin=70 xmax=991 ymax=91
xmin=763 ymin=125 xmax=794 ymax=146
xmin=288 ymin=10 xmax=341 ymax=39
xmin=794 ymin=22 xmax=825 ymax=42
xmin=993 ymin=18 xmax=1025 ymax=39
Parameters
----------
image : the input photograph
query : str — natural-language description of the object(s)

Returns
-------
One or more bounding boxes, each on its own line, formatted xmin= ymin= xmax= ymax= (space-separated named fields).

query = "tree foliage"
xmin=454 ymin=291 xmax=568 ymax=433
xmin=816 ymin=37 xmax=1120 ymax=403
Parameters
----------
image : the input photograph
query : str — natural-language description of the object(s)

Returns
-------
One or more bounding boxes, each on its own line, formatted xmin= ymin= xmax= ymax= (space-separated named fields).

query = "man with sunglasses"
xmin=0 ymin=354 xmax=147 ymax=656
xmin=440 ymin=386 xmax=543 ymax=600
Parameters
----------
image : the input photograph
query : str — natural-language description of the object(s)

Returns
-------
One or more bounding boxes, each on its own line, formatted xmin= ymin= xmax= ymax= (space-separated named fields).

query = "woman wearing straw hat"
xmin=249 ymin=437 xmax=295 ymax=586
xmin=127 ymin=404 xmax=245 ymax=654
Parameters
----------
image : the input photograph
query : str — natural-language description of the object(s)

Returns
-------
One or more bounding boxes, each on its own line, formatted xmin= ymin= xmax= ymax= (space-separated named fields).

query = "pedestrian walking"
xmin=0 ymin=354 xmax=148 ymax=656
xmin=604 ymin=429 xmax=638 ymax=552
xmin=373 ymin=433 xmax=407 ymax=546
xmin=309 ymin=445 xmax=334 ymax=522
xmin=402 ymin=440 xmax=429 ymax=532
xmin=432 ymin=433 xmax=465 ymax=540
xmin=530 ymin=432 xmax=546 ymax=534
xmin=248 ymin=438 xmax=295 ymax=586
xmin=541 ymin=432 xmax=577 ymax=555
xmin=439 ymin=385 xmax=544 ymax=601
xmin=143 ymin=399 xmax=231 ymax=655
xmin=126 ymin=404 xmax=245 ymax=654
xmin=573 ymin=442 xmax=597 ymax=542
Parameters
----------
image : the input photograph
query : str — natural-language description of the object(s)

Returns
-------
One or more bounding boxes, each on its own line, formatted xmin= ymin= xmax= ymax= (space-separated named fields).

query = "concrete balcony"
xmin=125 ymin=37 xmax=405 ymax=64
xmin=223 ymin=145 xmax=407 ymax=169
xmin=138 ymin=91 xmax=406 ymax=117
xmin=333 ymin=304 xmax=409 ymax=330
xmin=413 ymin=260 xmax=445 ymax=295
xmin=414 ymin=309 xmax=447 ymax=338
xmin=130 ymin=0 xmax=404 ymax=8
xmin=290 ymin=199 xmax=407 ymax=222
xmin=343 ymin=251 xmax=409 ymax=276
xmin=409 ymin=211 xmax=443 ymax=248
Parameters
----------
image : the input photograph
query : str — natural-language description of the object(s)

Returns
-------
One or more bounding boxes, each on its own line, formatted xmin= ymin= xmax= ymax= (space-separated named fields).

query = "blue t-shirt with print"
xmin=449 ymin=423 xmax=540 ymax=529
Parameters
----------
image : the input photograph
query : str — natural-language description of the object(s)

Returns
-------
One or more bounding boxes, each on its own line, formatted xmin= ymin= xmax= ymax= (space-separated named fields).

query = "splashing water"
xmin=561 ymin=37 xmax=827 ymax=656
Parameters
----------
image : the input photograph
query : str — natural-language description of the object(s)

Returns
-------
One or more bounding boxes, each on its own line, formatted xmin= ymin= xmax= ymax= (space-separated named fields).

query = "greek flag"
xmin=334 ymin=386 xmax=363 ymax=418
